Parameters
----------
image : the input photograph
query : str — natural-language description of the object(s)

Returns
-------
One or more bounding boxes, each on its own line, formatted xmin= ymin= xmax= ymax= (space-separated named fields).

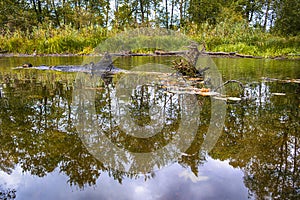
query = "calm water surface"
xmin=0 ymin=56 xmax=299 ymax=200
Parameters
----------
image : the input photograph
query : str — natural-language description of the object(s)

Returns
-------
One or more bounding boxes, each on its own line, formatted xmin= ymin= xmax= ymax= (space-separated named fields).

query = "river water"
xmin=0 ymin=56 xmax=299 ymax=200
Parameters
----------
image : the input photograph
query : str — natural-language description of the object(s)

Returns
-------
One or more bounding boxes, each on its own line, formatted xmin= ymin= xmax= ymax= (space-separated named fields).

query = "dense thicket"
xmin=0 ymin=0 xmax=299 ymax=56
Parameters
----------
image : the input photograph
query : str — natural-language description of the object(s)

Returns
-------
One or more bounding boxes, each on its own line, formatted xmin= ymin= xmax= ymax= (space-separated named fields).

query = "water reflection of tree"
xmin=178 ymin=95 xmax=210 ymax=175
xmin=0 ymin=72 xmax=109 ymax=189
xmin=0 ymin=186 xmax=16 ymax=200
xmin=1 ymin=71 xmax=299 ymax=198
xmin=93 ymin=78 xmax=193 ymax=173
xmin=106 ymin=84 xmax=180 ymax=152
xmin=211 ymin=81 xmax=300 ymax=199
xmin=0 ymin=71 xmax=203 ymax=190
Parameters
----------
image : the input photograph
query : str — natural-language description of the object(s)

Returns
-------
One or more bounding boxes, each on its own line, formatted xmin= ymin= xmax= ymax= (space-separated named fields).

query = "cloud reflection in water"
xmin=0 ymin=156 xmax=249 ymax=200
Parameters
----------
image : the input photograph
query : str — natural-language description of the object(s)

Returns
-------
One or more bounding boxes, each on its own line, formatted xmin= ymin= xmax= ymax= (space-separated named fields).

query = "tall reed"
xmin=0 ymin=25 xmax=108 ymax=54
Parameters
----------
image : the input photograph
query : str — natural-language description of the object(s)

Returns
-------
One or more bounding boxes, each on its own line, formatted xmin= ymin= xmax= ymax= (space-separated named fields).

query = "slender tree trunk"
xmin=62 ymin=0 xmax=65 ymax=25
xmin=292 ymin=137 xmax=297 ymax=188
xmin=37 ymin=0 xmax=42 ymax=22
xmin=263 ymin=0 xmax=271 ymax=31
xmin=146 ymin=1 xmax=150 ymax=24
xmin=270 ymin=11 xmax=275 ymax=29
xmin=154 ymin=0 xmax=159 ymax=26
xmin=183 ymin=0 xmax=188 ymax=23
xmin=75 ymin=0 xmax=82 ymax=29
xmin=105 ymin=0 xmax=109 ymax=27
xmin=246 ymin=1 xmax=255 ymax=23
xmin=165 ymin=0 xmax=168 ymax=29
xmin=140 ymin=0 xmax=145 ymax=23
xmin=179 ymin=0 xmax=183 ymax=27
xmin=51 ymin=0 xmax=60 ymax=27
xmin=170 ymin=0 xmax=175 ymax=28
xmin=31 ymin=0 xmax=42 ymax=24
xmin=115 ymin=0 xmax=118 ymax=12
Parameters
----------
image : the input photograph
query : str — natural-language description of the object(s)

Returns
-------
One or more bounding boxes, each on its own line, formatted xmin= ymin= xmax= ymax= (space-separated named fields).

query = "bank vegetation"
xmin=0 ymin=0 xmax=299 ymax=58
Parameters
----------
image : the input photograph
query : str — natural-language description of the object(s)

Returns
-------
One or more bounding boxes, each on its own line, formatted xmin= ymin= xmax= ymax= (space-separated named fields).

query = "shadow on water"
xmin=0 ymin=56 xmax=299 ymax=199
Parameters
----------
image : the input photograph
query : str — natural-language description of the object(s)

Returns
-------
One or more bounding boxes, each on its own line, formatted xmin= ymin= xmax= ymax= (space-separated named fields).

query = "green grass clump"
xmin=0 ymin=25 xmax=108 ymax=54
xmin=190 ymin=21 xmax=300 ymax=58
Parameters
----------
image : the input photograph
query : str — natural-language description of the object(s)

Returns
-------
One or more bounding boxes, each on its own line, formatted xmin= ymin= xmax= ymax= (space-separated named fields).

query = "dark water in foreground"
xmin=0 ymin=56 xmax=299 ymax=200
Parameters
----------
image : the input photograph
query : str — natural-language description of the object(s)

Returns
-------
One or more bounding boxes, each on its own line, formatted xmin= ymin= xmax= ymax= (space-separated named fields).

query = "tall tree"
xmin=263 ymin=0 xmax=271 ymax=30
xmin=139 ymin=0 xmax=145 ymax=23
xmin=170 ymin=0 xmax=176 ymax=28
xmin=0 ymin=0 xmax=36 ymax=31
xmin=178 ymin=0 xmax=187 ymax=27
xmin=165 ymin=0 xmax=169 ymax=28
xmin=113 ymin=0 xmax=135 ymax=28
xmin=273 ymin=0 xmax=300 ymax=35
xmin=188 ymin=0 xmax=221 ymax=25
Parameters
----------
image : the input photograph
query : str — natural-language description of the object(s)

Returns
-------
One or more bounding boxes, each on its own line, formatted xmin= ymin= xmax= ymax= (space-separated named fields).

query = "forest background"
xmin=0 ymin=0 xmax=299 ymax=58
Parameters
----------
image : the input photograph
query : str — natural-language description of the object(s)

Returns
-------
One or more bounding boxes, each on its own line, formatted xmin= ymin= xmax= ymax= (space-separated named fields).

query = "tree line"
xmin=0 ymin=0 xmax=299 ymax=36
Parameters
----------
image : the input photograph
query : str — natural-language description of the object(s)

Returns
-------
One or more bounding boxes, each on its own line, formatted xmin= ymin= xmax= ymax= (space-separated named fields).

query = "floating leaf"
xmin=213 ymin=96 xmax=227 ymax=101
xmin=169 ymin=90 xmax=194 ymax=94
xmin=272 ymin=93 xmax=286 ymax=96
xmin=199 ymin=88 xmax=210 ymax=92
xmin=188 ymin=77 xmax=204 ymax=81
xmin=227 ymin=97 xmax=242 ymax=101
xmin=262 ymin=77 xmax=300 ymax=84
xmin=199 ymin=91 xmax=219 ymax=96
xmin=290 ymin=79 xmax=300 ymax=83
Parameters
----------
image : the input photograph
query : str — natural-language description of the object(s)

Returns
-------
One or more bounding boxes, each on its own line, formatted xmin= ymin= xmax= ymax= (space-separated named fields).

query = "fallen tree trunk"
xmin=0 ymin=50 xmax=8 ymax=54
xmin=214 ymin=80 xmax=245 ymax=92
xmin=154 ymin=50 xmax=186 ymax=55
xmin=203 ymin=51 xmax=261 ymax=58
xmin=111 ymin=50 xmax=260 ymax=59
xmin=203 ymin=51 xmax=236 ymax=56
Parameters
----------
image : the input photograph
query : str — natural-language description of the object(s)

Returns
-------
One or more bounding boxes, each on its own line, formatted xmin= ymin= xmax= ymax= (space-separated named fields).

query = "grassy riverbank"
xmin=0 ymin=26 xmax=108 ymax=55
xmin=188 ymin=21 xmax=300 ymax=58
xmin=1 ymin=25 xmax=299 ymax=59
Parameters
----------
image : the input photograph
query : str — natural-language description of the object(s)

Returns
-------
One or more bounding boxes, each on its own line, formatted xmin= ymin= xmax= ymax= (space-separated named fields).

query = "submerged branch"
xmin=214 ymin=80 xmax=245 ymax=92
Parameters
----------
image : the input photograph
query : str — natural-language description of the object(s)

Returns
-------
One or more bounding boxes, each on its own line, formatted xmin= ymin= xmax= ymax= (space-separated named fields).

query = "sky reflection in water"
xmin=1 ymin=157 xmax=248 ymax=200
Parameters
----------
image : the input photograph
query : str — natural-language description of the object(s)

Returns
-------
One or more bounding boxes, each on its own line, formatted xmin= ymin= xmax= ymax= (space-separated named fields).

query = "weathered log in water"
xmin=214 ymin=80 xmax=245 ymax=92
xmin=0 ymin=50 xmax=8 ymax=54
xmin=202 ymin=51 xmax=262 ymax=58
xmin=109 ymin=51 xmax=186 ymax=57
xmin=154 ymin=50 xmax=186 ymax=55
xmin=110 ymin=50 xmax=260 ymax=59
xmin=262 ymin=77 xmax=300 ymax=83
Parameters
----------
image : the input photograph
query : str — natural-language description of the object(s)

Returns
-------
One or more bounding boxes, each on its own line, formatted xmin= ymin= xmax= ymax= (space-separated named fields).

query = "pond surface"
xmin=0 ymin=56 xmax=299 ymax=200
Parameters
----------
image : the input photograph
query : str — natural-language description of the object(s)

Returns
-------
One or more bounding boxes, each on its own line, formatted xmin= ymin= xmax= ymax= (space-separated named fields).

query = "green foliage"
xmin=188 ymin=0 xmax=222 ymax=25
xmin=0 ymin=1 xmax=299 ymax=57
xmin=213 ymin=43 xmax=259 ymax=55
xmin=273 ymin=0 xmax=300 ymax=36
xmin=1 ymin=22 xmax=299 ymax=58
xmin=0 ymin=25 xmax=108 ymax=54
xmin=95 ymin=28 xmax=193 ymax=54
xmin=188 ymin=7 xmax=300 ymax=58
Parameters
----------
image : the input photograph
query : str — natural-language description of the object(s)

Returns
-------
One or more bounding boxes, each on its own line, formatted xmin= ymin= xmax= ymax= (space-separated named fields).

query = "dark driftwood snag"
xmin=171 ymin=43 xmax=208 ymax=77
